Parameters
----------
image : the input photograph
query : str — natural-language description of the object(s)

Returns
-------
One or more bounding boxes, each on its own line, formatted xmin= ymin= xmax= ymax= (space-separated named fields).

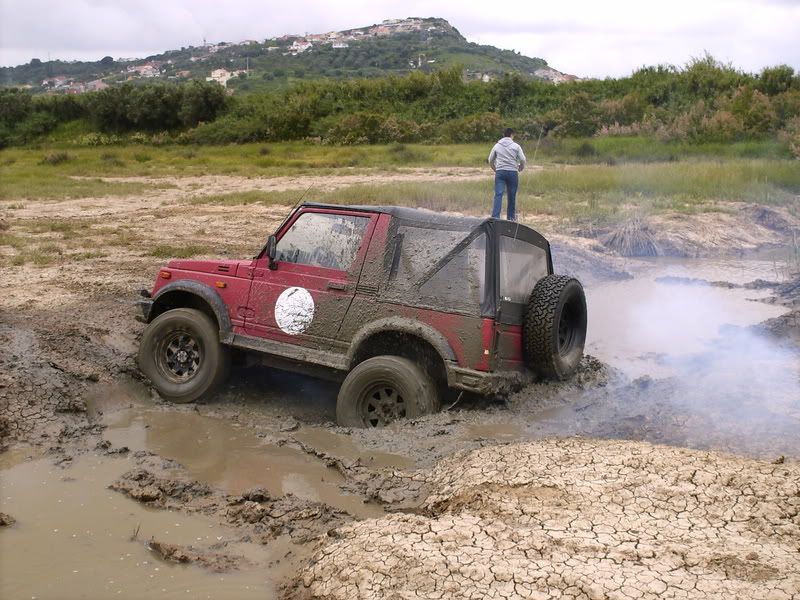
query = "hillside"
xmin=0 ymin=17 xmax=573 ymax=94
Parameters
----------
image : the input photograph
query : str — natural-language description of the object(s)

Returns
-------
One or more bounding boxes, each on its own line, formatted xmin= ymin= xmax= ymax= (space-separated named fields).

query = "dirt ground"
xmin=1 ymin=169 xmax=799 ymax=599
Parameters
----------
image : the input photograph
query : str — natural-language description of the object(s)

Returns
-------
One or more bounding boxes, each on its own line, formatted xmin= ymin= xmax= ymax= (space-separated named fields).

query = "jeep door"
xmin=243 ymin=207 xmax=375 ymax=351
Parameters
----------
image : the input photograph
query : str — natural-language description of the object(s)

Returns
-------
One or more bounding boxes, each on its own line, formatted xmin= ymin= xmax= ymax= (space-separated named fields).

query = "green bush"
xmin=326 ymin=112 xmax=383 ymax=144
xmin=440 ymin=112 xmax=502 ymax=143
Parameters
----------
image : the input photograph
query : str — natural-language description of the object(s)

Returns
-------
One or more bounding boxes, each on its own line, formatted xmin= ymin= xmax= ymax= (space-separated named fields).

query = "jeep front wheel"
xmin=523 ymin=274 xmax=587 ymax=380
xmin=336 ymin=356 xmax=439 ymax=428
xmin=138 ymin=308 xmax=229 ymax=403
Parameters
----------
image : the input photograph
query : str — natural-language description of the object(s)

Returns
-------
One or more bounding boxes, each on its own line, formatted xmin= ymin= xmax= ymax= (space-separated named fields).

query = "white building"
xmin=289 ymin=40 xmax=312 ymax=54
xmin=206 ymin=68 xmax=242 ymax=87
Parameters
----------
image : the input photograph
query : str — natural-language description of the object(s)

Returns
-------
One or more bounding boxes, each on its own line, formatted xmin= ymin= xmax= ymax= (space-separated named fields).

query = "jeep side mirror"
xmin=266 ymin=235 xmax=278 ymax=270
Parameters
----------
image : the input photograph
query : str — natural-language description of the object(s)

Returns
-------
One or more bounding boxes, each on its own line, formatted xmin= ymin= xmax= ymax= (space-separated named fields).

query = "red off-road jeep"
xmin=137 ymin=203 xmax=587 ymax=427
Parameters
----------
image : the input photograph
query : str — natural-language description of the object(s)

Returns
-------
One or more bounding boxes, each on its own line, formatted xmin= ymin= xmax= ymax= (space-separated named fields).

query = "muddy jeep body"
xmin=137 ymin=203 xmax=586 ymax=426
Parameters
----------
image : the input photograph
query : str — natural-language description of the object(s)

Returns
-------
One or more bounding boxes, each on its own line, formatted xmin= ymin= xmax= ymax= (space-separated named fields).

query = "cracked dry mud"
xmin=298 ymin=439 xmax=800 ymax=600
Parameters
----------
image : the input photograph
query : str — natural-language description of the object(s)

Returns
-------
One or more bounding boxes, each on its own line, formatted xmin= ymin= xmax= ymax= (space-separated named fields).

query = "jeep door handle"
xmin=326 ymin=281 xmax=347 ymax=291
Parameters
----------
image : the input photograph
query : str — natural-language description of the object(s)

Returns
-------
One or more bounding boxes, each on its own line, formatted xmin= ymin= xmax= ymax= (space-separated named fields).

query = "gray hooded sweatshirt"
xmin=488 ymin=137 xmax=527 ymax=172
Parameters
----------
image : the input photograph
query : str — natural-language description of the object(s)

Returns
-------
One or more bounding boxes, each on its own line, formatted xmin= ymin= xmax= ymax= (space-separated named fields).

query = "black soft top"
xmin=303 ymin=202 xmax=491 ymax=231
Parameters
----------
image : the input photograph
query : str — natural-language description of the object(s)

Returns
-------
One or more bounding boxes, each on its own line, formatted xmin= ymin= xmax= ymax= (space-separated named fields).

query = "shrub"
xmin=39 ymin=152 xmax=72 ymax=165
xmin=186 ymin=114 xmax=267 ymax=144
xmin=439 ymin=112 xmax=502 ymax=143
xmin=778 ymin=116 xmax=800 ymax=159
xmin=772 ymin=90 xmax=800 ymax=126
xmin=552 ymin=93 xmax=600 ymax=138
xmin=699 ymin=110 xmax=744 ymax=142
xmin=326 ymin=112 xmax=383 ymax=144
xmin=76 ymin=132 xmax=122 ymax=146
xmin=387 ymin=143 xmax=425 ymax=163
xmin=727 ymin=86 xmax=778 ymax=135
xmin=575 ymin=142 xmax=597 ymax=158
xmin=757 ymin=65 xmax=796 ymax=96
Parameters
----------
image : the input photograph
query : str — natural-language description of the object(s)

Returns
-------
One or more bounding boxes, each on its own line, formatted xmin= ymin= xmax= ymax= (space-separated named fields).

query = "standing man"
xmin=488 ymin=128 xmax=527 ymax=221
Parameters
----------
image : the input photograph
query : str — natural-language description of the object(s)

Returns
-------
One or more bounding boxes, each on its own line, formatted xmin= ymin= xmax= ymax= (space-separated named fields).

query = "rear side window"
xmin=386 ymin=225 xmax=486 ymax=314
xmin=499 ymin=235 xmax=548 ymax=303
xmin=276 ymin=212 xmax=369 ymax=271
xmin=420 ymin=235 xmax=486 ymax=311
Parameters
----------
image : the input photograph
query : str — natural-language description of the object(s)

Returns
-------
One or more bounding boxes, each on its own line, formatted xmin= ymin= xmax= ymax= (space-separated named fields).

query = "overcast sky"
xmin=1 ymin=0 xmax=798 ymax=77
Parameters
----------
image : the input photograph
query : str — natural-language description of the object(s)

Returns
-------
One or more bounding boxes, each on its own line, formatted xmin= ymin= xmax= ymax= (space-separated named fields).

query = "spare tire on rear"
xmin=523 ymin=274 xmax=587 ymax=380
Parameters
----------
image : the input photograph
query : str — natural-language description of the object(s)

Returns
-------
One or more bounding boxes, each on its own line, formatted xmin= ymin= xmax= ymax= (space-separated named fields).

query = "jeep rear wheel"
xmin=336 ymin=356 xmax=439 ymax=428
xmin=138 ymin=308 xmax=230 ymax=403
xmin=523 ymin=275 xmax=587 ymax=380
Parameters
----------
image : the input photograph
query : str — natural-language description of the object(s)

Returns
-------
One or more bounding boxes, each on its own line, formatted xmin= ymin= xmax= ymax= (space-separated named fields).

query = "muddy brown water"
xmin=102 ymin=407 xmax=386 ymax=519
xmin=0 ymin=454 xmax=281 ymax=600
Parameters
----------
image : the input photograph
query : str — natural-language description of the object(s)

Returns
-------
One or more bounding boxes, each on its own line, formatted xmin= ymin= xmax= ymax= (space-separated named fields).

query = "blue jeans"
xmin=492 ymin=170 xmax=518 ymax=220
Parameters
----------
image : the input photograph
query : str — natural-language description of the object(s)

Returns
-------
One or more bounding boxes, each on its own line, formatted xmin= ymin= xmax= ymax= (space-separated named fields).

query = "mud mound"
xmin=298 ymin=439 xmax=800 ymax=599
xmin=601 ymin=217 xmax=662 ymax=257
xmin=147 ymin=540 xmax=246 ymax=572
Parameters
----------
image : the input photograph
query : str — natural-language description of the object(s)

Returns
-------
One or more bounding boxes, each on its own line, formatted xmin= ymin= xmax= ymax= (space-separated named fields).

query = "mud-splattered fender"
xmin=346 ymin=317 xmax=458 ymax=368
xmin=149 ymin=280 xmax=233 ymax=343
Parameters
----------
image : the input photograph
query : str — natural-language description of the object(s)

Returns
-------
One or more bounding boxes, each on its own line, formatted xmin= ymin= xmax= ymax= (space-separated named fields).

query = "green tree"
xmin=178 ymin=80 xmax=227 ymax=127
xmin=555 ymin=92 xmax=600 ymax=137
xmin=0 ymin=88 xmax=33 ymax=126
xmin=757 ymin=65 xmax=795 ymax=96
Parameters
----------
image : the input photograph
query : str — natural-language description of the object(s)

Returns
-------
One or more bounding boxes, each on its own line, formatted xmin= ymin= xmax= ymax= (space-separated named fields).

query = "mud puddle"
xmin=103 ymin=407 xmax=383 ymax=519
xmin=0 ymin=454 xmax=280 ymax=600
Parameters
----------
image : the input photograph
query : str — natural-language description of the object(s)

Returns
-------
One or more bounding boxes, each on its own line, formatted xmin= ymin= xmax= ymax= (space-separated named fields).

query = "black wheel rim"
xmin=156 ymin=329 xmax=202 ymax=383
xmin=557 ymin=299 xmax=580 ymax=356
xmin=358 ymin=382 xmax=406 ymax=428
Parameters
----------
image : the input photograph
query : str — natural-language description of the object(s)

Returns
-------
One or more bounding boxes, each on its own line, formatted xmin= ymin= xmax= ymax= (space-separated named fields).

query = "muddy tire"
xmin=336 ymin=356 xmax=439 ymax=428
xmin=138 ymin=308 xmax=230 ymax=403
xmin=523 ymin=274 xmax=587 ymax=380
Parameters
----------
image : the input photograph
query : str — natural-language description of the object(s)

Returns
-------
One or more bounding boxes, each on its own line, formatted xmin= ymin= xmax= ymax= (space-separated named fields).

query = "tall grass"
xmin=198 ymin=159 xmax=794 ymax=223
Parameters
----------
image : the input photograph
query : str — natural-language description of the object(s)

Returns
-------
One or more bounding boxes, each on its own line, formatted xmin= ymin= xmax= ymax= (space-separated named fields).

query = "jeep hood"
xmin=167 ymin=258 xmax=251 ymax=276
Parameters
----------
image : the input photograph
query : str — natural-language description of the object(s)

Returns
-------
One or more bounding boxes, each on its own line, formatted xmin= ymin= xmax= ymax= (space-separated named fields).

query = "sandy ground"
xmin=1 ymin=169 xmax=799 ymax=599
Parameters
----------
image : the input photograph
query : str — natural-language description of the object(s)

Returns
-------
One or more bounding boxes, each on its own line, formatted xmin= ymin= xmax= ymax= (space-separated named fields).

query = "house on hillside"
xmin=41 ymin=75 xmax=70 ymax=89
xmin=209 ymin=42 xmax=232 ymax=54
xmin=206 ymin=68 xmax=245 ymax=87
xmin=534 ymin=67 xmax=577 ymax=84
xmin=128 ymin=63 xmax=160 ymax=78
xmin=332 ymin=42 xmax=349 ymax=49
xmin=289 ymin=40 xmax=312 ymax=54
xmin=86 ymin=79 xmax=109 ymax=91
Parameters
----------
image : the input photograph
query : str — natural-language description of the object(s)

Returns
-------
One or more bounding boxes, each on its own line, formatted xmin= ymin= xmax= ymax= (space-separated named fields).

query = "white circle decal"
xmin=274 ymin=287 xmax=315 ymax=335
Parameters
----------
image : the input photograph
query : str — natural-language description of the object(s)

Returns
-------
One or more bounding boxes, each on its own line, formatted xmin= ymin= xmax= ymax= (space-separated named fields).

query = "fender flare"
xmin=151 ymin=280 xmax=233 ymax=342
xmin=347 ymin=316 xmax=458 ymax=368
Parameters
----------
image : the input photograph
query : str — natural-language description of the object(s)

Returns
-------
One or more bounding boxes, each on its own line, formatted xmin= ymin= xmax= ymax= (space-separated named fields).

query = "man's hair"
xmin=503 ymin=127 xmax=515 ymax=137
